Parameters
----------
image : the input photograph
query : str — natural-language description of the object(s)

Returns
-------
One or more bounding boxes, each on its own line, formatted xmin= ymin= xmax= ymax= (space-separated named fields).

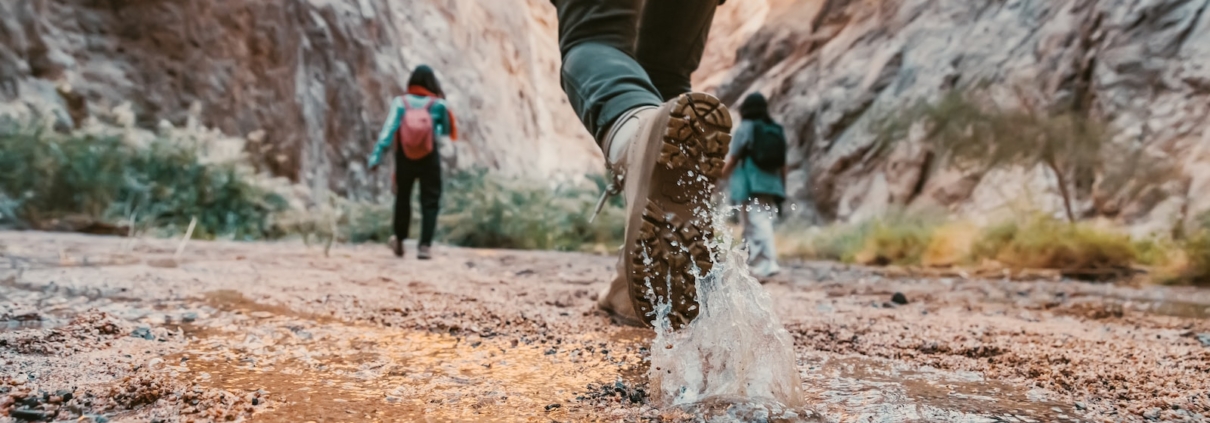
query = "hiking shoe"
xmin=417 ymin=245 xmax=432 ymax=260
xmin=389 ymin=235 xmax=404 ymax=258
xmin=601 ymin=92 xmax=732 ymax=329
xmin=596 ymin=273 xmax=647 ymax=328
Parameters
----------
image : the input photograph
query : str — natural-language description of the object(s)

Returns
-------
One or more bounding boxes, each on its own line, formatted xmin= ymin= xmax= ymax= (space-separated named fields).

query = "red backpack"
xmin=397 ymin=97 xmax=437 ymax=160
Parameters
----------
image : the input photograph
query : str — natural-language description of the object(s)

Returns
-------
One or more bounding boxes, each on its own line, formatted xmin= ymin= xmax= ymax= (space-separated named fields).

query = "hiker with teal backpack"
xmin=368 ymin=65 xmax=458 ymax=260
xmin=722 ymin=92 xmax=787 ymax=279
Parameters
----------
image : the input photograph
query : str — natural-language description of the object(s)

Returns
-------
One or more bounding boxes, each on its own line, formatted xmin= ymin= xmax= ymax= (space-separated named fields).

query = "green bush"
xmin=1180 ymin=232 xmax=1210 ymax=286
xmin=0 ymin=119 xmax=629 ymax=253
xmin=972 ymin=216 xmax=1136 ymax=276
xmin=0 ymin=123 xmax=288 ymax=239
xmin=779 ymin=213 xmax=940 ymax=265
xmin=275 ymin=169 xmax=625 ymax=253
xmin=1166 ymin=215 xmax=1210 ymax=286
xmin=436 ymin=169 xmax=624 ymax=252
xmin=855 ymin=216 xmax=940 ymax=265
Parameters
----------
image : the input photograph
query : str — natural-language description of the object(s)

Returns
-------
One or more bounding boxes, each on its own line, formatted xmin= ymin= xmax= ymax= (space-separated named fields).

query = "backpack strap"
xmin=422 ymin=97 xmax=437 ymax=111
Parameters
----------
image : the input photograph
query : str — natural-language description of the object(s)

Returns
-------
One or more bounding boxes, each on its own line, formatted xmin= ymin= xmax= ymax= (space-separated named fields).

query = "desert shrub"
xmin=1161 ymin=214 xmax=1210 ymax=286
xmin=972 ymin=216 xmax=1136 ymax=276
xmin=851 ymin=215 xmax=941 ymax=265
xmin=777 ymin=221 xmax=869 ymax=262
xmin=1179 ymin=232 xmax=1210 ymax=286
xmin=436 ymin=169 xmax=624 ymax=252
xmin=779 ymin=213 xmax=941 ymax=265
xmin=920 ymin=222 xmax=980 ymax=267
xmin=0 ymin=122 xmax=287 ymax=239
xmin=873 ymin=90 xmax=1174 ymax=222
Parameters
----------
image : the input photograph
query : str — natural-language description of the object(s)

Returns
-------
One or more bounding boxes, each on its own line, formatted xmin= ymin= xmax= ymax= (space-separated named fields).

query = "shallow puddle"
xmin=804 ymin=356 xmax=1084 ymax=422
xmin=173 ymin=295 xmax=647 ymax=422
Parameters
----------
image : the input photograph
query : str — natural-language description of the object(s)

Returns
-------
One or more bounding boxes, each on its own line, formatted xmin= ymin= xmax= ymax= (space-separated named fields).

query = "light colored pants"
xmin=739 ymin=196 xmax=780 ymax=278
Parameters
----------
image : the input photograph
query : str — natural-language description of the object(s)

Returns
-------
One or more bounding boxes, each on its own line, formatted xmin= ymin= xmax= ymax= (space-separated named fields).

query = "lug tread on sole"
xmin=628 ymin=93 xmax=733 ymax=330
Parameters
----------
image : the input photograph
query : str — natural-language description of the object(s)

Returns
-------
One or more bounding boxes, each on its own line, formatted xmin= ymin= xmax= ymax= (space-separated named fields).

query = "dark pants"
xmin=394 ymin=148 xmax=442 ymax=247
xmin=554 ymin=0 xmax=721 ymax=142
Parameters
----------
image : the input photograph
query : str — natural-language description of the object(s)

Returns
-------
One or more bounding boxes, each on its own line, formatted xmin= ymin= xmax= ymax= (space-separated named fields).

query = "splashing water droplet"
xmin=646 ymin=199 xmax=807 ymax=420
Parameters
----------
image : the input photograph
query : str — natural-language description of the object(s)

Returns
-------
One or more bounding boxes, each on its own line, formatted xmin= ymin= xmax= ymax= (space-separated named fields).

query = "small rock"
xmin=1196 ymin=333 xmax=1210 ymax=347
xmin=54 ymin=390 xmax=71 ymax=402
xmin=17 ymin=394 xmax=39 ymax=407
xmin=1074 ymin=402 xmax=1085 ymax=410
xmin=10 ymin=408 xmax=48 ymax=421
xmin=181 ymin=312 xmax=199 ymax=323
xmin=131 ymin=326 xmax=154 ymax=340
xmin=1143 ymin=408 xmax=1161 ymax=420
xmin=545 ymin=403 xmax=561 ymax=411
xmin=891 ymin=292 xmax=909 ymax=305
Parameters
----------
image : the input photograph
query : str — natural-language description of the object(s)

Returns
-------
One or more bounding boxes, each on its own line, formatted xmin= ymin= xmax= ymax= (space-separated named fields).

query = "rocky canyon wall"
xmin=4 ymin=0 xmax=1209 ymax=232
xmin=711 ymin=0 xmax=1210 ymax=233
xmin=0 ymin=0 xmax=599 ymax=198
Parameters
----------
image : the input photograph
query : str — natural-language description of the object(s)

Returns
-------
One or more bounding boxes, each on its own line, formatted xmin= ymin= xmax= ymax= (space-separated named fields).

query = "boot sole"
xmin=627 ymin=93 xmax=732 ymax=329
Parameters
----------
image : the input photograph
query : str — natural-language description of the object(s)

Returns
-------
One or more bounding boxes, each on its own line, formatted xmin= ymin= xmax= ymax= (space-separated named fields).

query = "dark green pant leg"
xmin=636 ymin=0 xmax=720 ymax=102
xmin=554 ymin=0 xmax=662 ymax=143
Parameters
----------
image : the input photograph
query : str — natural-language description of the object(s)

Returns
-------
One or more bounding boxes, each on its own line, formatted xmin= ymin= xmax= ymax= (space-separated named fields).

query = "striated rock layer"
xmin=711 ymin=0 xmax=1210 ymax=231
xmin=0 ymin=0 xmax=600 ymax=196
xmin=5 ymin=0 xmax=1209 ymax=231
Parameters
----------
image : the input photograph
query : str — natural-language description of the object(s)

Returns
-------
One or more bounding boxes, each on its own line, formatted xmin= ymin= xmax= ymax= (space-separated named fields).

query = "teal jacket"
xmin=368 ymin=94 xmax=454 ymax=167
xmin=728 ymin=120 xmax=787 ymax=203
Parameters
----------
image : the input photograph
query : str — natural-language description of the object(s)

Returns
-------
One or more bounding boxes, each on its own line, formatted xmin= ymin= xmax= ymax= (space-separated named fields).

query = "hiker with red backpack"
xmin=368 ymin=65 xmax=458 ymax=260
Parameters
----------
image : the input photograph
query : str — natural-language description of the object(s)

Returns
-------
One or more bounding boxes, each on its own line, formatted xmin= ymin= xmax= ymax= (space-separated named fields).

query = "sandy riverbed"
xmin=1 ymin=231 xmax=1208 ymax=422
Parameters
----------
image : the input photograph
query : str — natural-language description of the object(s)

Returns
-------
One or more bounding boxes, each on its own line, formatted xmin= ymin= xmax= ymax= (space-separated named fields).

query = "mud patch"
xmin=177 ymin=311 xmax=652 ymax=421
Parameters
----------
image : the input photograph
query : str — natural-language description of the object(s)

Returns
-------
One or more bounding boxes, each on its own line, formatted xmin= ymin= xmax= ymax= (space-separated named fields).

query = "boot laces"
xmin=590 ymin=170 xmax=624 ymax=223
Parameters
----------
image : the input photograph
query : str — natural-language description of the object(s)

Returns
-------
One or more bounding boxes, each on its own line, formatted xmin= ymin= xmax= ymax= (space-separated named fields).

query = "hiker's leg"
xmin=739 ymin=202 xmax=756 ymax=265
xmin=745 ymin=195 xmax=781 ymax=277
xmin=636 ymin=0 xmax=720 ymax=101
xmin=394 ymin=171 xmax=418 ymax=243
xmin=557 ymin=0 xmax=733 ymax=330
xmin=555 ymin=0 xmax=662 ymax=142
xmin=417 ymin=154 xmax=443 ymax=247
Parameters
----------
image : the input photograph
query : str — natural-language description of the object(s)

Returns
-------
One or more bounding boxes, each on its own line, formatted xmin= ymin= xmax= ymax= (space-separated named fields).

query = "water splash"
xmin=645 ymin=204 xmax=811 ymax=421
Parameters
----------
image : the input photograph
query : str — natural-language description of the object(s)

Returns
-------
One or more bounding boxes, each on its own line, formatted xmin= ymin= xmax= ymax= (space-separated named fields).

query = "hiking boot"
xmin=417 ymin=245 xmax=432 ymax=260
xmin=599 ymin=92 xmax=732 ymax=330
xmin=597 ymin=273 xmax=647 ymax=328
xmin=389 ymin=236 xmax=404 ymax=258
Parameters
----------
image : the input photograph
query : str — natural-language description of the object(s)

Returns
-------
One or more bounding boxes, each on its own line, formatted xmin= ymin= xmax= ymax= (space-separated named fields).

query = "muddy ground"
xmin=1 ymin=231 xmax=1209 ymax=422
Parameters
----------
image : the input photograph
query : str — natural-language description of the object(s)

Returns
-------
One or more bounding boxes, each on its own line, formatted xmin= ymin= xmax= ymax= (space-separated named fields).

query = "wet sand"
xmin=1 ymin=231 xmax=1208 ymax=422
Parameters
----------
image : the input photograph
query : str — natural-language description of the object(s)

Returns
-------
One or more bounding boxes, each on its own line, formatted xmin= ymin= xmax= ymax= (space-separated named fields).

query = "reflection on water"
xmin=803 ymin=356 xmax=1085 ymax=423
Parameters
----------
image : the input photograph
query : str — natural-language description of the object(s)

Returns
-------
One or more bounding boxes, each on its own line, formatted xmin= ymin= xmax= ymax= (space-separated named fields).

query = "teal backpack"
xmin=747 ymin=120 xmax=787 ymax=172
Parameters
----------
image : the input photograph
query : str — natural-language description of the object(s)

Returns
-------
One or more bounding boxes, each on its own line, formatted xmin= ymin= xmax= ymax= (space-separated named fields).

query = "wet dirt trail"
xmin=1 ymin=231 xmax=1209 ymax=422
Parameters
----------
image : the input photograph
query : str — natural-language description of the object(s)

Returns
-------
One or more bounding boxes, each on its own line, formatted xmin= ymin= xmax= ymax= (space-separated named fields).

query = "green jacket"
xmin=728 ymin=120 xmax=786 ymax=203
xmin=368 ymin=94 xmax=453 ymax=167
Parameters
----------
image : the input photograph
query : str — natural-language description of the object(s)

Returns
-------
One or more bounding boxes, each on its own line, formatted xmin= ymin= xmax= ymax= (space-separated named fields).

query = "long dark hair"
xmin=407 ymin=65 xmax=445 ymax=98
xmin=739 ymin=92 xmax=773 ymax=123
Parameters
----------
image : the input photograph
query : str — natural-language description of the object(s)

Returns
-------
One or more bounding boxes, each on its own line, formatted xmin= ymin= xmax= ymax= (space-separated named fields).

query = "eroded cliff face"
xmin=4 ymin=0 xmax=1208 ymax=230
xmin=713 ymin=0 xmax=1210 ymax=231
xmin=0 ymin=0 xmax=599 ymax=196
